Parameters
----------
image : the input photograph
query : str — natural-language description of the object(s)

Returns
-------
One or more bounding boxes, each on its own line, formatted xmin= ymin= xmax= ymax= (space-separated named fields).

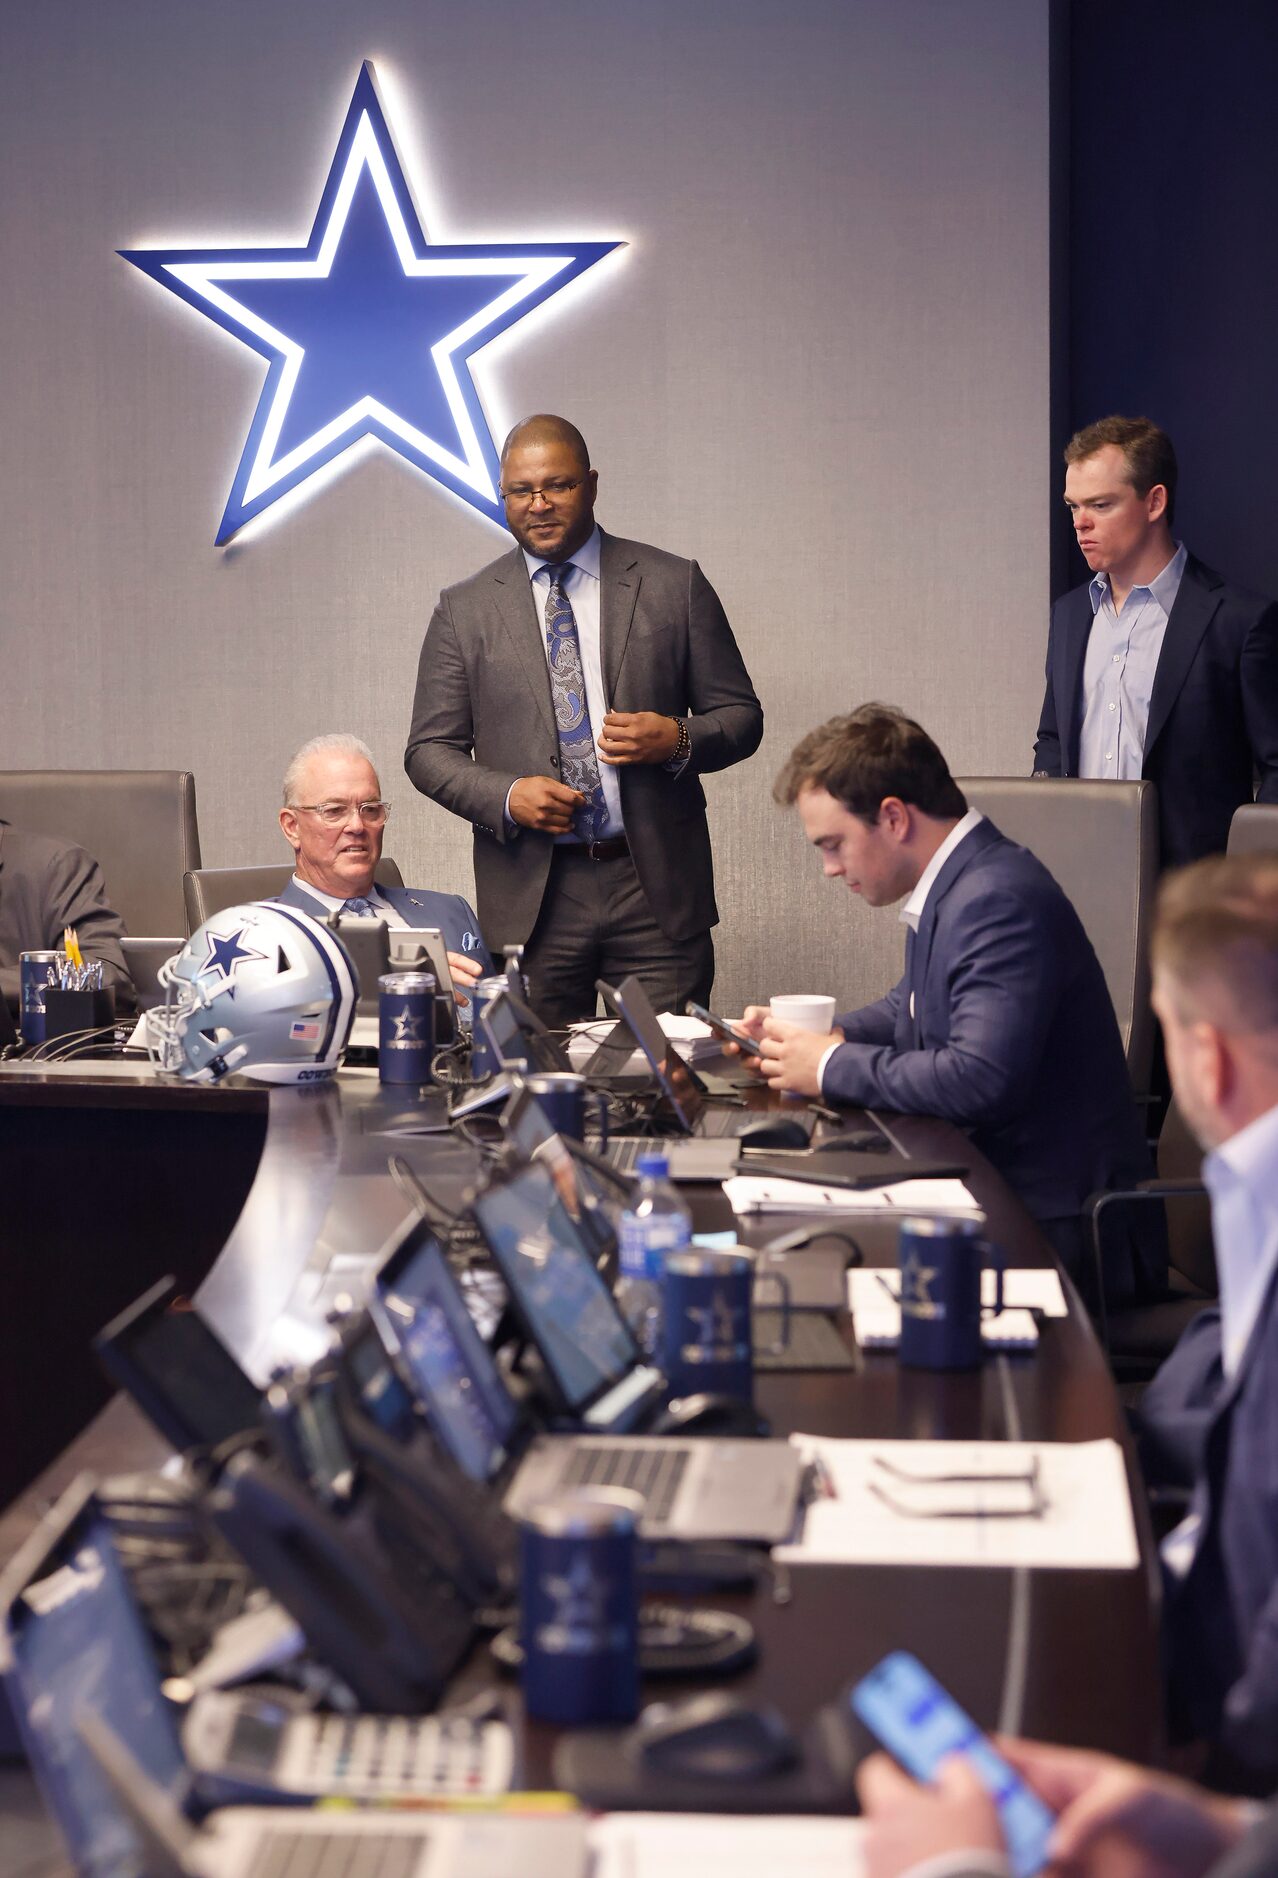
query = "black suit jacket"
xmin=1033 ymin=554 xmax=1278 ymax=867
xmin=0 ymin=819 xmax=131 ymax=1014
xmin=404 ymin=528 xmax=763 ymax=949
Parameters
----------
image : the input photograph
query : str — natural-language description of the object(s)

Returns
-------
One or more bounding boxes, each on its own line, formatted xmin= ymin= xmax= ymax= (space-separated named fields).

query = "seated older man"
xmin=276 ymin=734 xmax=493 ymax=991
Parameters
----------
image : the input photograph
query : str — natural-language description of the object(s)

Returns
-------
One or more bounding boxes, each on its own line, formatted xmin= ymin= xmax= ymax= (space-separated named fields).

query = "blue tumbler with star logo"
xmin=519 ymin=1490 xmax=642 ymax=1724
xmin=377 ymin=971 xmax=436 ymax=1084
xmin=898 ymin=1217 xmax=1005 ymax=1370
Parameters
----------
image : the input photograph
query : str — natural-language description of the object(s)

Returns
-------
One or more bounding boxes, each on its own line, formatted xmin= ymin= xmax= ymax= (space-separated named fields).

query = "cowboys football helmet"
xmin=147 ymin=902 xmax=357 ymax=1084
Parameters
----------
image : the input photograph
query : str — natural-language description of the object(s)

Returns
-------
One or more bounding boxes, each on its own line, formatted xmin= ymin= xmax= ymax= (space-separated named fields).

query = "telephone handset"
xmin=207 ymin=1447 xmax=477 ymax=1714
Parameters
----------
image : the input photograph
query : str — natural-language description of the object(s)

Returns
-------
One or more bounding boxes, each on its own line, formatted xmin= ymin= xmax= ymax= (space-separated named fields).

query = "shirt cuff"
xmin=502 ymin=782 xmax=520 ymax=834
xmin=816 ymin=1039 xmax=844 ymax=1098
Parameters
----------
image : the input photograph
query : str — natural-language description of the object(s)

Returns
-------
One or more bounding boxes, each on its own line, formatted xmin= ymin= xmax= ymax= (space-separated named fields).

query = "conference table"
xmin=0 ymin=1054 xmax=1162 ymax=1859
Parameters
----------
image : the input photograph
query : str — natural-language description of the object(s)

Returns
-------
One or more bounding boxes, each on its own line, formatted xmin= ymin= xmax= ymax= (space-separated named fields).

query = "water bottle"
xmin=616 ymin=1153 xmax=692 ymax=1359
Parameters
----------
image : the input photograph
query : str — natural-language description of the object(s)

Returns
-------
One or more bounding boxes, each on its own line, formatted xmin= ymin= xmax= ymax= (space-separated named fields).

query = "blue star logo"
xmin=120 ymin=64 xmax=623 ymax=545
xmin=200 ymin=925 xmax=268 ymax=985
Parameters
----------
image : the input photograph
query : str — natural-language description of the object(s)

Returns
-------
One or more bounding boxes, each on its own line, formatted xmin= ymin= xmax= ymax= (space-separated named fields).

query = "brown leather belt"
xmin=558 ymin=835 xmax=630 ymax=862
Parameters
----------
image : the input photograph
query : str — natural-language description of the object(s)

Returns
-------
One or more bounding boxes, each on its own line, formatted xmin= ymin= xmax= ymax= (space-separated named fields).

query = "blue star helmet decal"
xmin=200 ymin=925 xmax=269 ymax=987
xmin=121 ymin=63 xmax=623 ymax=544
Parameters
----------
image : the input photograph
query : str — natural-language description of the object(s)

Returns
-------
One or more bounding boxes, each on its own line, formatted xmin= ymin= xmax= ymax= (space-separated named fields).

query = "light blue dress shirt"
xmin=521 ymin=527 xmax=624 ymax=841
xmin=1078 ymin=542 xmax=1187 ymax=779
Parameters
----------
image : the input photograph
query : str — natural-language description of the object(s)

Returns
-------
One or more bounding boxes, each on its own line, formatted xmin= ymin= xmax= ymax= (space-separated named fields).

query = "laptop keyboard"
xmin=559 ymin=1443 xmax=691 ymax=1525
xmin=246 ymin=1827 xmax=429 ymax=1878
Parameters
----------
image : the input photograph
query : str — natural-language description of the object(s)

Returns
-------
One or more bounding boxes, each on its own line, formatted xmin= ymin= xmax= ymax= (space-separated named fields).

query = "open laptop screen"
xmin=600 ymin=976 xmax=708 ymax=1132
xmin=471 ymin=1162 xmax=639 ymax=1417
xmin=3 ymin=1490 xmax=188 ymax=1878
xmin=480 ymin=987 xmax=572 ymax=1074
xmin=371 ymin=1222 xmax=520 ymax=1482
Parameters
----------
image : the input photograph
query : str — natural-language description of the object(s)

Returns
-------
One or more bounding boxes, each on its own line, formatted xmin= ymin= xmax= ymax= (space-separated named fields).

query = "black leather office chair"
xmin=0 ymin=769 xmax=200 ymax=938
xmin=1087 ymin=1097 xmax=1215 ymax=1378
xmin=183 ymin=858 xmax=405 ymax=931
xmin=959 ymin=778 xmax=1159 ymax=1097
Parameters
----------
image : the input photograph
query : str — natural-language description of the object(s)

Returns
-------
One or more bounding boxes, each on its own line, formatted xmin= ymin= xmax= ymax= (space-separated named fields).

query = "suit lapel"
xmin=490 ymin=547 xmax=557 ymax=741
xmin=1144 ymin=557 xmax=1222 ymax=764
xmin=600 ymin=529 xmax=641 ymax=704
xmin=1059 ymin=587 xmax=1094 ymax=770
xmin=910 ymin=821 xmax=1000 ymax=1037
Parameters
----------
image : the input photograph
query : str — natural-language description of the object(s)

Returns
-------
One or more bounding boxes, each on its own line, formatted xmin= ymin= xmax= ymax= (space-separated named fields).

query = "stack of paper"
xmin=780 ymin=1436 xmax=1139 ymax=1569
xmin=591 ymin=1814 xmax=865 ymax=1878
xmin=724 ymin=1174 xmax=982 ymax=1215
xmin=567 ymin=1012 xmax=721 ymax=1073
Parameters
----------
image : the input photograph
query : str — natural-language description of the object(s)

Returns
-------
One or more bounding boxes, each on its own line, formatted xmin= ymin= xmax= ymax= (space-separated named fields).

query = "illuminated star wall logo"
xmin=121 ymin=63 xmax=623 ymax=544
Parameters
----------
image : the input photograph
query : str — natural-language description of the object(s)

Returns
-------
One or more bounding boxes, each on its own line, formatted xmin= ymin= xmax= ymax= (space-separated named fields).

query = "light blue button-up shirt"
xmin=1078 ymin=542 xmax=1186 ymax=780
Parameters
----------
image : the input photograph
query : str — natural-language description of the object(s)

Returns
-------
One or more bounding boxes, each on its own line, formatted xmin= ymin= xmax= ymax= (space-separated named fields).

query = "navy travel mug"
xmin=897 ymin=1216 xmax=1006 ymax=1371
xmin=19 ymin=950 xmax=62 ymax=1045
xmin=519 ymin=1489 xmax=641 ymax=1725
xmin=521 ymin=1071 xmax=609 ymax=1145
xmin=468 ymin=976 xmax=509 ymax=1079
xmin=377 ymin=971 xmax=436 ymax=1084
xmin=661 ymin=1248 xmax=790 ymax=1403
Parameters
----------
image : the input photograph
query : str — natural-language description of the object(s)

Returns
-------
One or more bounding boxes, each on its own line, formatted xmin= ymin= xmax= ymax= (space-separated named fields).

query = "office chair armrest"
xmin=1085 ymin=1180 xmax=1209 ymax=1353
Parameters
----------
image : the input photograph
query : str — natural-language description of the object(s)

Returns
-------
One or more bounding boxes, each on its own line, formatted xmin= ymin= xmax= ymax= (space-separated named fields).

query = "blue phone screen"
xmin=851 ymin=1651 xmax=1054 ymax=1878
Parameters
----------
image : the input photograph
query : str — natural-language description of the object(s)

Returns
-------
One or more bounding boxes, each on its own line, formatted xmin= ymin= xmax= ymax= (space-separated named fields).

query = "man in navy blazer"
xmin=740 ymin=705 xmax=1157 ymax=1302
xmin=1033 ymin=415 xmax=1278 ymax=870
xmin=275 ymin=734 xmax=493 ymax=989
xmin=1130 ymin=852 xmax=1278 ymax=1789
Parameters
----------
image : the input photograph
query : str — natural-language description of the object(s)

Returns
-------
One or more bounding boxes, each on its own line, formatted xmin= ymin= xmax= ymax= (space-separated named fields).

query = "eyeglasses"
xmin=499 ymin=478 xmax=586 ymax=507
xmin=291 ymin=800 xmax=391 ymax=828
xmin=867 ymin=1454 xmax=1047 ymax=1521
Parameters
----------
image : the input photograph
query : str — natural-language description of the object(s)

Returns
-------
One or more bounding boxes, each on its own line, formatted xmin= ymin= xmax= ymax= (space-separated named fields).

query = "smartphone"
xmin=850 ymin=1652 xmax=1054 ymax=1878
xmin=182 ymin=1689 xmax=514 ymax=1802
xmin=685 ymin=1000 xmax=764 ymax=1057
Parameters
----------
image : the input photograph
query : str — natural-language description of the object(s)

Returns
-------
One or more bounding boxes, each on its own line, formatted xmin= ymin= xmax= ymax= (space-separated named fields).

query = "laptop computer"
xmin=368 ymin=1200 xmax=804 ymax=1544
xmin=0 ymin=1477 xmax=586 ymax=1878
xmin=595 ymin=974 xmax=817 ymax=1174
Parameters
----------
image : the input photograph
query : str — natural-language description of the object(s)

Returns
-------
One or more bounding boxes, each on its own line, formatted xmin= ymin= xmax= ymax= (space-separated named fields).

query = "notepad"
xmin=847 ymin=1267 xmax=1067 ymax=1350
xmin=724 ymin=1173 xmax=981 ymax=1215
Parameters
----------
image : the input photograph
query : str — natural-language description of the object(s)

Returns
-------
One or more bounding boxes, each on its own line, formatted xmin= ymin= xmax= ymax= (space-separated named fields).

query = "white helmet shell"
xmin=147 ymin=902 xmax=357 ymax=1084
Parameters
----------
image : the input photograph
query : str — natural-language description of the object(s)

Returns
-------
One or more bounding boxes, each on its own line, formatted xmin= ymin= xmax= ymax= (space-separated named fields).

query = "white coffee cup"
xmin=769 ymin=993 xmax=836 ymax=1033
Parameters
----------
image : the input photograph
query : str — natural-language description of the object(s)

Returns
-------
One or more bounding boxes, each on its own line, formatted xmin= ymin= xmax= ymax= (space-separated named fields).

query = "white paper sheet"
xmin=590 ymin=1812 xmax=865 ymax=1878
xmin=724 ymin=1173 xmax=982 ymax=1215
xmin=779 ymin=1436 xmax=1139 ymax=1569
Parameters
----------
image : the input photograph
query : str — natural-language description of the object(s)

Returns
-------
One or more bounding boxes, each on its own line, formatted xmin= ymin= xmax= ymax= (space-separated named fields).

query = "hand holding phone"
xmin=850 ymin=1652 xmax=1055 ymax=1878
xmin=685 ymin=1000 xmax=764 ymax=1057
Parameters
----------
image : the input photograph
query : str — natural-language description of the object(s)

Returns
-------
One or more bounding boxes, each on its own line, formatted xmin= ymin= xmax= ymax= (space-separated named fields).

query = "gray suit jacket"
xmin=0 ymin=819 xmax=131 ymax=1012
xmin=404 ymin=528 xmax=763 ymax=949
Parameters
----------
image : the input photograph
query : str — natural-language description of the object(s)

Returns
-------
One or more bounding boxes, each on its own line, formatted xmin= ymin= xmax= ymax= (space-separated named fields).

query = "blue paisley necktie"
xmin=340 ymin=896 xmax=378 ymax=916
xmin=543 ymin=564 xmax=609 ymax=842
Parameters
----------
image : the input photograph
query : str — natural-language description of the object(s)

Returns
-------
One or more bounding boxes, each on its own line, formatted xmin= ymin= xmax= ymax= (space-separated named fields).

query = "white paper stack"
xmin=779 ymin=1435 xmax=1139 ymax=1570
xmin=567 ymin=1012 xmax=721 ymax=1073
xmin=723 ymin=1173 xmax=983 ymax=1215
xmin=591 ymin=1813 xmax=865 ymax=1878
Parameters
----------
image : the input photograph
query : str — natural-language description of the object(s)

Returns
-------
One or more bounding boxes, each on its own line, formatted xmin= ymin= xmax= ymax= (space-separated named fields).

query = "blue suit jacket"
xmin=274 ymin=879 xmax=493 ymax=975
xmin=1135 ymin=1270 xmax=1278 ymax=1790
xmin=1033 ymin=554 xmax=1278 ymax=868
xmin=822 ymin=821 xmax=1157 ymax=1289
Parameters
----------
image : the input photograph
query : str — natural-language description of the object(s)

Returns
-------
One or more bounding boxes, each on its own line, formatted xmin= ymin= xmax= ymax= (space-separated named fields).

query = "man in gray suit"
xmin=0 ymin=818 xmax=130 ymax=1017
xmin=404 ymin=414 xmax=763 ymax=1027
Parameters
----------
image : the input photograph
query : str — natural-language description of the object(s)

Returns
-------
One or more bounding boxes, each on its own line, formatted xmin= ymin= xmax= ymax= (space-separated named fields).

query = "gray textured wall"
xmin=0 ymin=0 xmax=1049 ymax=1012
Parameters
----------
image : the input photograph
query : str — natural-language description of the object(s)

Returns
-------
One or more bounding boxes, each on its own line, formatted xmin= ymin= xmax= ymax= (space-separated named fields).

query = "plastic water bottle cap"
xmin=636 ymin=1153 xmax=670 ymax=1177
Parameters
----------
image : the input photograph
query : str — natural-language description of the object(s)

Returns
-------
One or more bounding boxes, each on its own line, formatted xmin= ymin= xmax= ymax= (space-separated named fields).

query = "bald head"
xmin=500 ymin=414 xmax=591 ymax=473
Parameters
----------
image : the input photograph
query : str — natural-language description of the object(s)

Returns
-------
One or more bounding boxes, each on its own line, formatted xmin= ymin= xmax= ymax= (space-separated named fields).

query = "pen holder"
xmin=40 ymin=987 xmax=116 ymax=1059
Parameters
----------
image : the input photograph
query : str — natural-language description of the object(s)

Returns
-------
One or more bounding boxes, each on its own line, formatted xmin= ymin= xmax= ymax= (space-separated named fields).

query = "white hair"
xmin=282 ymin=733 xmax=378 ymax=806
